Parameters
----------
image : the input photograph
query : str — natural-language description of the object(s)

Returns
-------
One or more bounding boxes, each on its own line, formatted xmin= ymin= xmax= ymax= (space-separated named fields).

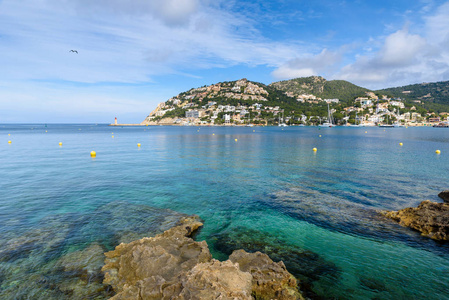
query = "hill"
xmin=269 ymin=76 xmax=370 ymax=104
xmin=376 ymin=81 xmax=449 ymax=113
xmin=141 ymin=78 xmax=338 ymax=125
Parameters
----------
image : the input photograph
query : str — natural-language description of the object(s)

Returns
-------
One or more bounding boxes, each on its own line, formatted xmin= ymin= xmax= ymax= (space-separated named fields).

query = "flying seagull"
xmin=69 ymin=50 xmax=78 ymax=54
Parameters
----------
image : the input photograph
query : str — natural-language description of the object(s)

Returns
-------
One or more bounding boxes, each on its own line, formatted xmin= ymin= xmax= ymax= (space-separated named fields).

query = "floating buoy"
xmin=399 ymin=143 xmax=403 ymax=146
xmin=8 ymin=133 xmax=10 ymax=136
xmin=137 ymin=143 xmax=141 ymax=147
xmin=213 ymin=133 xmax=215 ymax=135
xmin=365 ymin=131 xmax=367 ymax=133
xmin=59 ymin=142 xmax=62 ymax=146
xmin=253 ymin=130 xmax=255 ymax=132
xmin=319 ymin=135 xmax=322 ymax=137
xmin=313 ymin=147 xmax=317 ymax=151
xmin=90 ymin=151 xmax=96 ymax=157
xmin=235 ymin=139 xmax=238 ymax=142
xmin=8 ymin=140 xmax=11 ymax=144
xmin=112 ymin=135 xmax=114 ymax=138
xmin=436 ymin=150 xmax=441 ymax=154
xmin=45 ymin=130 xmax=47 ymax=133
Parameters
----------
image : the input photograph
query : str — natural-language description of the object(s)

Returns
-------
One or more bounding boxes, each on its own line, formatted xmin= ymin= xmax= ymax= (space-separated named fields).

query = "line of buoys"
xmin=313 ymin=147 xmax=317 ymax=152
xmin=90 ymin=151 xmax=96 ymax=157
xmin=436 ymin=150 xmax=441 ymax=154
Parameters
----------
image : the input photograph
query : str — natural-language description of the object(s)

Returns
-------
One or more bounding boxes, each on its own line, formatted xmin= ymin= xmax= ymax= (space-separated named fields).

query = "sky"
xmin=1 ymin=0 xmax=449 ymax=123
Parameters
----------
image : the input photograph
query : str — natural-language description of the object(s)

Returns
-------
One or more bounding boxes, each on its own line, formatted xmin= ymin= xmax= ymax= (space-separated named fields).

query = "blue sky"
xmin=1 ymin=0 xmax=449 ymax=123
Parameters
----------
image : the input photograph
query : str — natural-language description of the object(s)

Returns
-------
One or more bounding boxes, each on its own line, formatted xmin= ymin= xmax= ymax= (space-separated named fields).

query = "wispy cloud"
xmin=336 ymin=2 xmax=449 ymax=89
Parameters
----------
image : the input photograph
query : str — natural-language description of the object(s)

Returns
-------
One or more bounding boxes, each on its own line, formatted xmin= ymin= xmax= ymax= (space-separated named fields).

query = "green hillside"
xmin=269 ymin=76 xmax=370 ymax=104
xmin=376 ymin=81 xmax=449 ymax=113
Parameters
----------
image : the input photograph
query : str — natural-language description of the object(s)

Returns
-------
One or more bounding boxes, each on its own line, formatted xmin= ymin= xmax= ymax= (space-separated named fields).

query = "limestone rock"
xmin=230 ymin=250 xmax=303 ymax=300
xmin=102 ymin=216 xmax=304 ymax=299
xmin=382 ymin=200 xmax=449 ymax=240
xmin=102 ymin=216 xmax=210 ymax=298
xmin=438 ymin=190 xmax=449 ymax=203
xmin=176 ymin=259 xmax=253 ymax=299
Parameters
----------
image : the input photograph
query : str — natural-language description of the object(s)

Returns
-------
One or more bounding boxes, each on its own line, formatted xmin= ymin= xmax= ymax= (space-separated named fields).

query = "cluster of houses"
xmin=142 ymin=80 xmax=448 ymax=126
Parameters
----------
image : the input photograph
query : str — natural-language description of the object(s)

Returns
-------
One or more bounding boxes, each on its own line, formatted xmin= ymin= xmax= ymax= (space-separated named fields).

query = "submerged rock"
xmin=0 ymin=201 xmax=196 ymax=299
xmin=438 ymin=190 xmax=449 ymax=203
xmin=211 ymin=228 xmax=340 ymax=298
xmin=102 ymin=216 xmax=304 ymax=299
xmin=381 ymin=200 xmax=449 ymax=241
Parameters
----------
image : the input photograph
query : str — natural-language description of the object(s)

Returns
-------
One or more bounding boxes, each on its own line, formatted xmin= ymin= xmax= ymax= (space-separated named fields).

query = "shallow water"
xmin=1 ymin=124 xmax=449 ymax=299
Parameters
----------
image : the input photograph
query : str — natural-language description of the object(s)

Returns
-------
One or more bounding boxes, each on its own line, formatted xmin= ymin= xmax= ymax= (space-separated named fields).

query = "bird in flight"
xmin=69 ymin=50 xmax=78 ymax=54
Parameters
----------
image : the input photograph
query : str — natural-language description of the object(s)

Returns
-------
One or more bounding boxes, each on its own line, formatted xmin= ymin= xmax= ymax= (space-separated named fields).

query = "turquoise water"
xmin=1 ymin=124 xmax=449 ymax=299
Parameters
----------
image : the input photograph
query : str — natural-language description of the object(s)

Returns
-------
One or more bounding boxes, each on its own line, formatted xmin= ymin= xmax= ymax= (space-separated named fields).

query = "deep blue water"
xmin=1 ymin=124 xmax=449 ymax=299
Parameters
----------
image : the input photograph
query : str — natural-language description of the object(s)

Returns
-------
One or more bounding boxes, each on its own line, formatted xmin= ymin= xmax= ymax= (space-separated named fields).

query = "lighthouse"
xmin=114 ymin=117 xmax=117 ymax=125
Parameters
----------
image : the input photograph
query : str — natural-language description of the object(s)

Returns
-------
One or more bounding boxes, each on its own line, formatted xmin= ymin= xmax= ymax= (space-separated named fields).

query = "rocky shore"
xmin=381 ymin=194 xmax=449 ymax=241
xmin=102 ymin=216 xmax=304 ymax=299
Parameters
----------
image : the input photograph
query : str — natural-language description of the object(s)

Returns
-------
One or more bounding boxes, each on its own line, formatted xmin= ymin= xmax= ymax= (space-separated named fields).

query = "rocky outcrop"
xmin=381 ymin=200 xmax=449 ymax=241
xmin=102 ymin=217 xmax=304 ymax=299
xmin=229 ymin=250 xmax=301 ymax=300
xmin=438 ymin=190 xmax=449 ymax=203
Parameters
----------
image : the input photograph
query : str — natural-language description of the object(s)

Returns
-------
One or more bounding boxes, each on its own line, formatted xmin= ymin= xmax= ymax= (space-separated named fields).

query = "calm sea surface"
xmin=1 ymin=124 xmax=449 ymax=299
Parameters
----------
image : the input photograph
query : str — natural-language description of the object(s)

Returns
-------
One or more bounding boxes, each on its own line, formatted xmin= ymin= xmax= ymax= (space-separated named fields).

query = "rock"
xmin=381 ymin=200 xmax=449 ymax=240
xmin=230 ymin=249 xmax=303 ymax=300
xmin=102 ymin=216 xmax=212 ymax=298
xmin=102 ymin=216 xmax=304 ymax=299
xmin=175 ymin=259 xmax=253 ymax=299
xmin=438 ymin=190 xmax=449 ymax=203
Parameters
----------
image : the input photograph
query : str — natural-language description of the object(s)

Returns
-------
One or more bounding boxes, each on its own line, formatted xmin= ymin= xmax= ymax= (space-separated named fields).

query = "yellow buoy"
xmin=59 ymin=142 xmax=63 ymax=146
xmin=399 ymin=143 xmax=403 ymax=146
xmin=253 ymin=130 xmax=255 ymax=132
xmin=137 ymin=143 xmax=141 ymax=147
xmin=313 ymin=147 xmax=317 ymax=151
xmin=90 ymin=151 xmax=96 ymax=157
xmin=365 ymin=131 xmax=367 ymax=133
xmin=235 ymin=139 xmax=238 ymax=142
xmin=45 ymin=130 xmax=47 ymax=133
xmin=8 ymin=133 xmax=10 ymax=136
xmin=319 ymin=135 xmax=322 ymax=137
xmin=112 ymin=135 xmax=114 ymax=138
xmin=213 ymin=133 xmax=215 ymax=135
xmin=8 ymin=140 xmax=12 ymax=144
xmin=436 ymin=150 xmax=441 ymax=154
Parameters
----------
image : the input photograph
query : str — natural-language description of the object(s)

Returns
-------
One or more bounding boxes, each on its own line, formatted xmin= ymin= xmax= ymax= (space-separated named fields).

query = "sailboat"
xmin=318 ymin=103 xmax=334 ymax=127
xmin=278 ymin=110 xmax=288 ymax=127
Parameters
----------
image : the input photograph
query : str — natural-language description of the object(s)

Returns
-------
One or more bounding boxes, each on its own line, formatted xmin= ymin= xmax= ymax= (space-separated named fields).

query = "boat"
xmin=318 ymin=103 xmax=334 ymax=128
xmin=433 ymin=122 xmax=449 ymax=128
xmin=379 ymin=124 xmax=394 ymax=128
xmin=278 ymin=110 xmax=288 ymax=127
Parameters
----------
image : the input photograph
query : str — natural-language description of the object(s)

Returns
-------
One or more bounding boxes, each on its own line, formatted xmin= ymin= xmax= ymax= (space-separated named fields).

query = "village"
xmin=141 ymin=79 xmax=448 ymax=127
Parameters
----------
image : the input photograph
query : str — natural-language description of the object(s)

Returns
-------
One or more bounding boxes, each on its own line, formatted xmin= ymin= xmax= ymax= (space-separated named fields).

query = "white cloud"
xmin=338 ymin=3 xmax=449 ymax=90
xmin=271 ymin=49 xmax=342 ymax=80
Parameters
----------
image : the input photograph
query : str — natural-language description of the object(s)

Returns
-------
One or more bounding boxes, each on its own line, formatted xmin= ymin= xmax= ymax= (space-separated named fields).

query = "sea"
xmin=1 ymin=124 xmax=448 ymax=299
